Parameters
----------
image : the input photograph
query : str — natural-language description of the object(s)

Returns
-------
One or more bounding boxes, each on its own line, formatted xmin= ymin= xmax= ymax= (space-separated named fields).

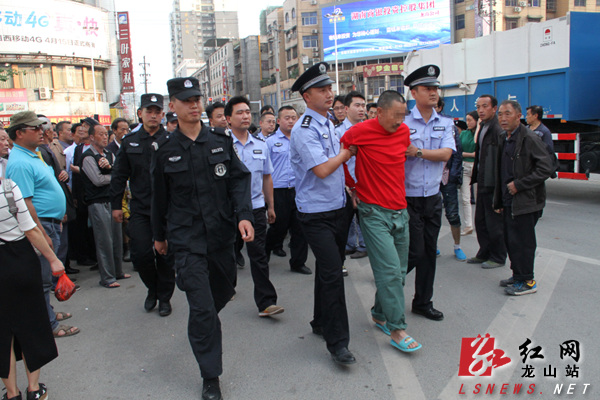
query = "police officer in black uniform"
xmin=151 ymin=77 xmax=254 ymax=400
xmin=110 ymin=93 xmax=176 ymax=316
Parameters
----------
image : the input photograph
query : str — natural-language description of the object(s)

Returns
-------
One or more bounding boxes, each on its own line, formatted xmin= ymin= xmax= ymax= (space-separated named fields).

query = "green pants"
xmin=358 ymin=202 xmax=409 ymax=332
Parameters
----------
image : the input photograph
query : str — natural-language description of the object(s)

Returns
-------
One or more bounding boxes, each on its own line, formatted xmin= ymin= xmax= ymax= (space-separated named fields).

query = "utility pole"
xmin=139 ymin=56 xmax=151 ymax=94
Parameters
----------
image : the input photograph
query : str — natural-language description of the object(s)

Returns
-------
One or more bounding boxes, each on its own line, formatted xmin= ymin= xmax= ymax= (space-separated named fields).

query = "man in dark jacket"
xmin=494 ymin=100 xmax=553 ymax=296
xmin=469 ymin=95 xmax=507 ymax=269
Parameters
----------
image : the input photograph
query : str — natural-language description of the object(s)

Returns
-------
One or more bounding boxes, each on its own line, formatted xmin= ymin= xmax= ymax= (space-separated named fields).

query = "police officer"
xmin=289 ymin=62 xmax=357 ymax=366
xmin=110 ymin=93 xmax=176 ymax=316
xmin=165 ymin=111 xmax=178 ymax=133
xmin=151 ymin=77 xmax=253 ymax=400
xmin=403 ymin=65 xmax=455 ymax=321
xmin=265 ymin=105 xmax=311 ymax=275
xmin=226 ymin=95 xmax=283 ymax=318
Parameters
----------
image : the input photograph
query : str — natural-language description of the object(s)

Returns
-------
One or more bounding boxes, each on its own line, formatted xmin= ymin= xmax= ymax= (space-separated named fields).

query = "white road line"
xmin=437 ymin=250 xmax=569 ymax=399
xmin=349 ymin=259 xmax=428 ymax=400
xmin=545 ymin=200 xmax=569 ymax=206
xmin=538 ymin=247 xmax=600 ymax=266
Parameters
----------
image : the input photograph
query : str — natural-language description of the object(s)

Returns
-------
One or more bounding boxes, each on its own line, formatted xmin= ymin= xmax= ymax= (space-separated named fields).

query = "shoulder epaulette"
xmin=209 ymin=126 xmax=230 ymax=137
xmin=153 ymin=134 xmax=170 ymax=151
xmin=301 ymin=115 xmax=312 ymax=128
xmin=251 ymin=133 xmax=265 ymax=142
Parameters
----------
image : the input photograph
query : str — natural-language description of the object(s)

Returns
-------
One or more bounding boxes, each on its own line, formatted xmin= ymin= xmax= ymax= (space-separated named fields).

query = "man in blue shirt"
xmin=227 ymin=96 xmax=283 ymax=318
xmin=289 ymin=62 xmax=357 ymax=366
xmin=6 ymin=111 xmax=79 ymax=338
xmin=265 ymin=106 xmax=311 ymax=275
xmin=403 ymin=65 xmax=455 ymax=321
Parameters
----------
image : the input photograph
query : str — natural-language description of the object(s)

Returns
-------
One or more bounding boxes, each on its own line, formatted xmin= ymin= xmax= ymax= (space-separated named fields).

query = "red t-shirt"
xmin=340 ymin=118 xmax=410 ymax=210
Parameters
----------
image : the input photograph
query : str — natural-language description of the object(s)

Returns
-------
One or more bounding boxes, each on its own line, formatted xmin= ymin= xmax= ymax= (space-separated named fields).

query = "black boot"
xmin=202 ymin=378 xmax=222 ymax=400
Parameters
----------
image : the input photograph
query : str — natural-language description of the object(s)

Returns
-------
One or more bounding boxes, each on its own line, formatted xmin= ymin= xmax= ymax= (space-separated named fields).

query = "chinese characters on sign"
xmin=117 ymin=12 xmax=135 ymax=93
xmin=0 ymin=2 xmax=109 ymax=57
xmin=363 ymin=63 xmax=403 ymax=78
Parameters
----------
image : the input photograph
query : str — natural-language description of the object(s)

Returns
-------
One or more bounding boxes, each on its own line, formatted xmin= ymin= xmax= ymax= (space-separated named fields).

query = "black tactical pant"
xmin=129 ymin=213 xmax=175 ymax=302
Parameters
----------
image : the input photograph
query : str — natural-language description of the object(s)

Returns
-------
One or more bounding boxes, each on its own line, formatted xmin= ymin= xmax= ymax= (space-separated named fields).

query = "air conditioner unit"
xmin=311 ymin=0 xmax=317 ymax=4
xmin=514 ymin=6 xmax=522 ymax=12
xmin=519 ymin=1 xmax=527 ymax=6
xmin=313 ymin=47 xmax=319 ymax=52
xmin=312 ymin=29 xmax=318 ymax=34
xmin=39 ymin=87 xmax=51 ymax=100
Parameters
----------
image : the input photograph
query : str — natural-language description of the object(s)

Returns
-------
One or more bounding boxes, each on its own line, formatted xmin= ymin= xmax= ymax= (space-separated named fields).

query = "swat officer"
xmin=289 ymin=62 xmax=357 ymax=366
xmin=151 ymin=77 xmax=253 ymax=400
xmin=110 ymin=93 xmax=176 ymax=317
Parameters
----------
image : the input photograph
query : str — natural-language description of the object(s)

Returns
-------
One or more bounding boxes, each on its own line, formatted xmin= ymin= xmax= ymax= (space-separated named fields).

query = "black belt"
xmin=39 ymin=217 xmax=62 ymax=224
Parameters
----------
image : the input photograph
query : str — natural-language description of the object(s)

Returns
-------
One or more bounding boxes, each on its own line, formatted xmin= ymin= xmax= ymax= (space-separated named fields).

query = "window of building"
xmin=574 ymin=0 xmax=585 ymax=5
xmin=302 ymin=35 xmax=318 ymax=48
xmin=84 ymin=68 xmax=105 ymax=91
xmin=292 ymin=46 xmax=298 ymax=59
xmin=597 ymin=0 xmax=600 ymax=6
xmin=301 ymin=12 xmax=317 ymax=25
xmin=286 ymin=49 xmax=292 ymax=61
xmin=505 ymin=18 xmax=519 ymax=30
xmin=291 ymin=8 xmax=296 ymax=19
xmin=530 ymin=0 xmax=540 ymax=6
xmin=285 ymin=12 xmax=289 ymax=23
xmin=389 ymin=76 xmax=404 ymax=94
xmin=455 ymin=0 xmax=464 ymax=3
xmin=367 ymin=76 xmax=386 ymax=96
xmin=455 ymin=14 xmax=465 ymax=30
xmin=505 ymin=0 xmax=517 ymax=5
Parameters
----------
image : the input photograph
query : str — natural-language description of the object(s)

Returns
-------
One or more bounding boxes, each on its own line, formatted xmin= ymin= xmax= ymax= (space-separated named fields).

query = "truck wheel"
xmin=580 ymin=152 xmax=599 ymax=173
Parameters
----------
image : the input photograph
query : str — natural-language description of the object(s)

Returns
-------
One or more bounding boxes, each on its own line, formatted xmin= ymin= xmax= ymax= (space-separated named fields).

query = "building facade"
xmin=0 ymin=0 xmax=119 ymax=125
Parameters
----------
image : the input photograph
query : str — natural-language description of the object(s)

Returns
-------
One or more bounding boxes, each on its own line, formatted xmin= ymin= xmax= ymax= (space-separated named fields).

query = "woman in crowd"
xmin=1 ymin=173 xmax=65 ymax=400
xmin=460 ymin=111 xmax=478 ymax=235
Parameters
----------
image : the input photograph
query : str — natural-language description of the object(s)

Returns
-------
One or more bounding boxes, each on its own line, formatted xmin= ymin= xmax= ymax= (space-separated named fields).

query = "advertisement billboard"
xmin=0 ymin=0 xmax=110 ymax=59
xmin=117 ymin=12 xmax=135 ymax=93
xmin=322 ymin=0 xmax=451 ymax=62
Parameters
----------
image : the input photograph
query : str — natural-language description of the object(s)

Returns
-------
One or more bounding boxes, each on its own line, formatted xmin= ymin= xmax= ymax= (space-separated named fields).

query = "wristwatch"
xmin=416 ymin=148 xmax=423 ymax=158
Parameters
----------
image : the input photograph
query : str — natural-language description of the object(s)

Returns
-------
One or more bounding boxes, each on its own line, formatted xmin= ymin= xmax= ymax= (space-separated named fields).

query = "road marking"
xmin=546 ymin=200 xmax=569 ymax=206
xmin=349 ymin=259 xmax=427 ymax=400
xmin=437 ymin=249 xmax=569 ymax=399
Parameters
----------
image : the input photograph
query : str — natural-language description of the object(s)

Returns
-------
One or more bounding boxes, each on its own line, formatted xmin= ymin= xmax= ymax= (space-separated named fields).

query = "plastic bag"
xmin=54 ymin=273 xmax=77 ymax=302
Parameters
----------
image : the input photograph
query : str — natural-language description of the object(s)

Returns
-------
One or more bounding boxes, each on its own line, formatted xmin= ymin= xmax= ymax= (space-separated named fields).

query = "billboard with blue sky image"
xmin=321 ymin=0 xmax=451 ymax=62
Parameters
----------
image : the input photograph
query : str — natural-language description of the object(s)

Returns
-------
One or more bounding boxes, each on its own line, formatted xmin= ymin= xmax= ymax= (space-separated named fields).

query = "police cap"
xmin=167 ymin=77 xmax=202 ymax=100
xmin=404 ymin=64 xmax=441 ymax=89
xmin=291 ymin=62 xmax=335 ymax=95
xmin=140 ymin=93 xmax=164 ymax=110
xmin=166 ymin=112 xmax=178 ymax=122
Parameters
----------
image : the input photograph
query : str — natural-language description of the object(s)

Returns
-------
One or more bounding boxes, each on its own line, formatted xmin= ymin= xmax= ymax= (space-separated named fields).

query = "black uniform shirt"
xmin=110 ymin=126 xmax=168 ymax=216
xmin=151 ymin=125 xmax=253 ymax=254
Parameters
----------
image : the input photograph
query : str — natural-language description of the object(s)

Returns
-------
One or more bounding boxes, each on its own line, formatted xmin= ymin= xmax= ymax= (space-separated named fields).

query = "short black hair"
xmin=71 ymin=123 xmax=81 ymax=134
xmin=437 ymin=98 xmax=445 ymax=112
xmin=277 ymin=105 xmax=297 ymax=118
xmin=111 ymin=117 xmax=129 ymax=132
xmin=333 ymin=95 xmax=345 ymax=106
xmin=260 ymin=105 xmax=275 ymax=115
xmin=260 ymin=112 xmax=275 ymax=121
xmin=206 ymin=102 xmax=225 ymax=120
xmin=343 ymin=91 xmax=365 ymax=108
xmin=7 ymin=124 xmax=25 ymax=140
xmin=478 ymin=95 xmax=498 ymax=108
xmin=225 ymin=96 xmax=251 ymax=117
xmin=56 ymin=121 xmax=70 ymax=134
xmin=366 ymin=102 xmax=377 ymax=112
xmin=377 ymin=90 xmax=406 ymax=109
xmin=500 ymin=100 xmax=522 ymax=115
xmin=526 ymin=105 xmax=544 ymax=121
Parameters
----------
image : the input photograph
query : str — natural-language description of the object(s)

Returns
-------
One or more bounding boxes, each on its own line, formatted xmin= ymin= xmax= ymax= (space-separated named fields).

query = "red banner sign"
xmin=363 ymin=63 xmax=404 ymax=78
xmin=117 ymin=12 xmax=135 ymax=93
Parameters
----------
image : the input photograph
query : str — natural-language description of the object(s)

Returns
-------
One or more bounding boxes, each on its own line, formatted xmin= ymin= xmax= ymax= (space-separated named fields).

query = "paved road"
xmin=20 ymin=177 xmax=599 ymax=399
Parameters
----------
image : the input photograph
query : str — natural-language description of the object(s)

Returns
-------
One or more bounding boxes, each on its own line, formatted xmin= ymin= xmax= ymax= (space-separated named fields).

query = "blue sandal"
xmin=390 ymin=336 xmax=422 ymax=353
xmin=374 ymin=322 xmax=391 ymax=336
